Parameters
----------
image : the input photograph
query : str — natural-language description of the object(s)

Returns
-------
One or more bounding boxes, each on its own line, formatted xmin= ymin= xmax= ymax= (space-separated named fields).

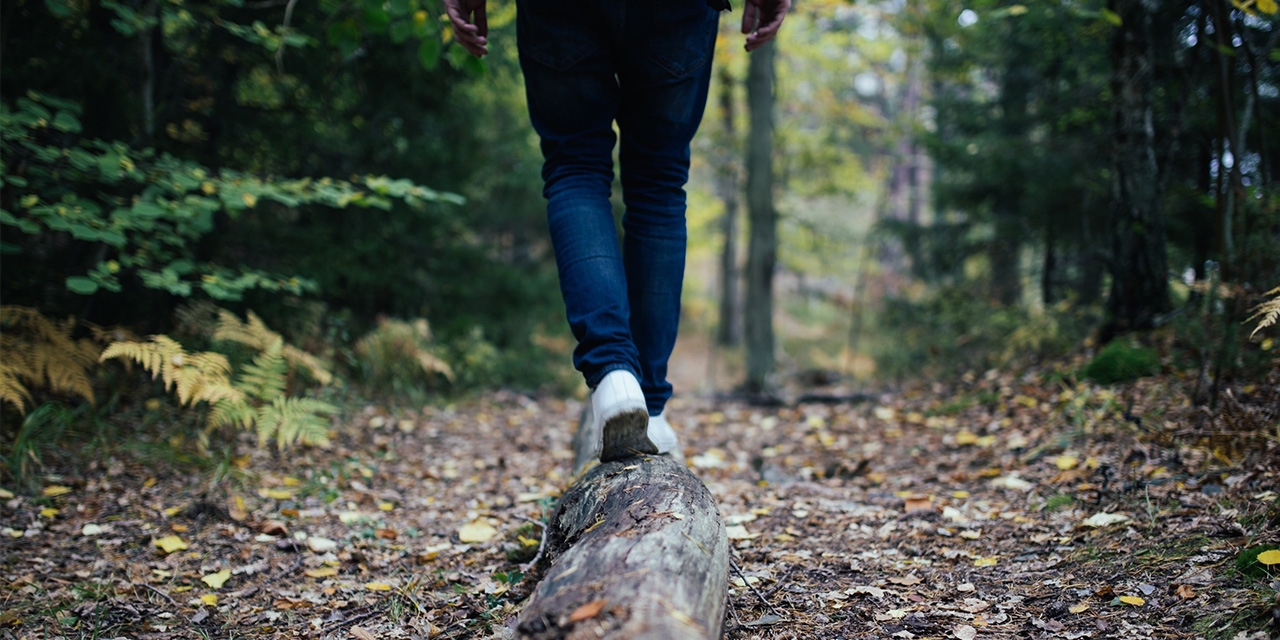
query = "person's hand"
xmin=444 ymin=0 xmax=488 ymax=57
xmin=742 ymin=0 xmax=790 ymax=51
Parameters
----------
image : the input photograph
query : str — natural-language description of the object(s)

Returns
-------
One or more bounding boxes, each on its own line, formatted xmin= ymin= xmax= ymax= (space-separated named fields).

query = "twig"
xmin=322 ymin=607 xmax=379 ymax=633
xmin=762 ymin=565 xmax=794 ymax=599
xmin=137 ymin=582 xmax=176 ymax=605
xmin=275 ymin=0 xmax=300 ymax=74
xmin=729 ymin=558 xmax=786 ymax=620
xmin=517 ymin=514 xmax=549 ymax=573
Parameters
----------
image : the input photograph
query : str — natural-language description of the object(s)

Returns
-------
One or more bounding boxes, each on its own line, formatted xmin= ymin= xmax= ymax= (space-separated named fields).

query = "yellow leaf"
xmin=154 ymin=535 xmax=189 ymax=554
xmin=201 ymin=569 xmax=231 ymax=589
xmin=955 ymin=431 xmax=980 ymax=445
xmin=518 ymin=535 xmax=540 ymax=548
xmin=42 ymin=485 xmax=72 ymax=497
xmin=242 ymin=192 xmax=258 ymax=207
xmin=1256 ymin=549 xmax=1280 ymax=565
xmin=378 ymin=502 xmax=394 ymax=512
xmin=164 ymin=506 xmax=182 ymax=517
xmin=143 ymin=477 xmax=157 ymax=489
xmin=974 ymin=557 xmax=998 ymax=567
xmin=952 ymin=491 xmax=971 ymax=499
xmin=1056 ymin=455 xmax=1079 ymax=470
xmin=39 ymin=508 xmax=58 ymax=518
xmin=458 ymin=521 xmax=498 ymax=543
xmin=200 ymin=594 xmax=218 ymax=606
xmin=1009 ymin=4 xmax=1028 ymax=14
xmin=260 ymin=488 xmax=293 ymax=500
xmin=1119 ymin=596 xmax=1145 ymax=606
xmin=304 ymin=567 xmax=339 ymax=578
xmin=364 ymin=582 xmax=392 ymax=591
xmin=1069 ymin=602 xmax=1090 ymax=613
xmin=283 ymin=477 xmax=301 ymax=486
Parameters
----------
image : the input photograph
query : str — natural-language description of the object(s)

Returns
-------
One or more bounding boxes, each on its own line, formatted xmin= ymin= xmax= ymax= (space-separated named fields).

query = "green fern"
xmin=236 ymin=339 xmax=288 ymax=402
xmin=214 ymin=309 xmax=333 ymax=385
xmin=256 ymin=396 xmax=336 ymax=449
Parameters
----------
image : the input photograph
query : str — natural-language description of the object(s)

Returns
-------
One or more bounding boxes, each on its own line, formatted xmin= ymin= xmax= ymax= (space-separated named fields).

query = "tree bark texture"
xmin=745 ymin=40 xmax=778 ymax=394
xmin=515 ymin=455 xmax=729 ymax=640
xmin=716 ymin=66 xmax=743 ymax=347
xmin=1104 ymin=0 xmax=1170 ymax=338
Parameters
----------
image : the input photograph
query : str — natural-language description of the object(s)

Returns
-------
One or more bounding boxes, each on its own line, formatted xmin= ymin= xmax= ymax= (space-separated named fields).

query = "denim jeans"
xmin=517 ymin=0 xmax=718 ymax=415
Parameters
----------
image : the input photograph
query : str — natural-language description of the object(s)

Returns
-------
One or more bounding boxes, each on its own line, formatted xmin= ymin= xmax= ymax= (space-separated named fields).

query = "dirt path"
xmin=2 ymin=374 xmax=1277 ymax=639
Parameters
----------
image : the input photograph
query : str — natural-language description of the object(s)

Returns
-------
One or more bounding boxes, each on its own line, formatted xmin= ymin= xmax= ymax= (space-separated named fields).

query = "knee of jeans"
xmin=622 ymin=205 xmax=687 ymax=238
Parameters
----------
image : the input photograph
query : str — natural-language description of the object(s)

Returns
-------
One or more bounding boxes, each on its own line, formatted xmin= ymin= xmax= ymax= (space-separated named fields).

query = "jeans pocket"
xmin=517 ymin=0 xmax=596 ymax=71
xmin=643 ymin=5 xmax=718 ymax=79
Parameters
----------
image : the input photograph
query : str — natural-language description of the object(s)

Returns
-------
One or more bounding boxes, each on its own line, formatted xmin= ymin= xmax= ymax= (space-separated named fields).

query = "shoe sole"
xmin=600 ymin=408 xmax=657 ymax=462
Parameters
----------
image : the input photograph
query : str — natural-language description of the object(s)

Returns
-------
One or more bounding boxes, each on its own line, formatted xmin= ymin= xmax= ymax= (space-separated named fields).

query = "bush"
xmin=1084 ymin=341 xmax=1160 ymax=384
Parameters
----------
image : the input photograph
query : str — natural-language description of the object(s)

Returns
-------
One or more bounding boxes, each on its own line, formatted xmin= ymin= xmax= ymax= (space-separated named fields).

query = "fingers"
xmin=744 ymin=0 xmax=789 ymax=51
xmin=445 ymin=2 xmax=488 ymax=56
xmin=741 ymin=0 xmax=759 ymax=34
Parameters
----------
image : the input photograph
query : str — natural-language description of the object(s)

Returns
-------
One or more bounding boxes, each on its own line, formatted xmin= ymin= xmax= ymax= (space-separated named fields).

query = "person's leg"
xmin=517 ymin=0 xmax=640 ymax=389
xmin=616 ymin=1 xmax=719 ymax=416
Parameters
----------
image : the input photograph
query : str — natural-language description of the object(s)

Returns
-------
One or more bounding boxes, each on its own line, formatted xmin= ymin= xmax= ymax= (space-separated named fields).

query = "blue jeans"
xmin=518 ymin=0 xmax=718 ymax=415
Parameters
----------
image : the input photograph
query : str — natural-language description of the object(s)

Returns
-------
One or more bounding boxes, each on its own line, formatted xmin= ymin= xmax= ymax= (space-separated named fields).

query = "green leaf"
xmin=418 ymin=38 xmax=441 ymax=70
xmin=66 ymin=276 xmax=99 ymax=295
xmin=1099 ymin=9 xmax=1122 ymax=26
xmin=51 ymin=111 xmax=81 ymax=133
xmin=390 ymin=20 xmax=413 ymax=44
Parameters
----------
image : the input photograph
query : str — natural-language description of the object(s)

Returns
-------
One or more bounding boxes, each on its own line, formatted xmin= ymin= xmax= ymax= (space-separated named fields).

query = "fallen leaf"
xmin=904 ymin=495 xmax=933 ymax=512
xmin=1055 ymin=455 xmax=1079 ymax=470
xmin=1118 ymin=596 xmax=1145 ymax=606
xmin=351 ymin=628 xmax=376 ymax=640
xmin=170 ymin=523 xmax=188 ymax=533
xmin=304 ymin=567 xmax=339 ymax=578
xmin=974 ymin=557 xmax=998 ymax=567
xmin=81 ymin=523 xmax=103 ymax=536
xmin=0 ymin=488 xmax=13 ymax=499
xmin=201 ymin=569 xmax=231 ymax=589
xmin=258 ymin=520 xmax=288 ymax=536
xmin=955 ymin=431 xmax=980 ymax=445
xmin=39 ymin=508 xmax=58 ymax=518
xmin=989 ymin=475 xmax=1034 ymax=491
xmin=261 ymin=488 xmax=293 ymax=500
xmin=888 ymin=575 xmax=922 ymax=586
xmin=458 ymin=521 xmax=498 ymax=543
xmin=307 ymin=537 xmax=338 ymax=553
xmin=954 ymin=624 xmax=977 ymax=640
xmin=568 ymin=599 xmax=607 ymax=622
xmin=154 ymin=535 xmax=188 ymax=554
xmin=1069 ymin=602 xmax=1090 ymax=614
xmin=200 ymin=594 xmax=218 ymax=606
xmin=726 ymin=525 xmax=759 ymax=540
xmin=364 ymin=582 xmax=392 ymax=591
xmin=1257 ymin=549 xmax=1280 ymax=565
xmin=378 ymin=502 xmax=395 ymax=512
xmin=228 ymin=496 xmax=248 ymax=522
xmin=1082 ymin=512 xmax=1130 ymax=528
xmin=1175 ymin=584 xmax=1195 ymax=600
xmin=42 ymin=485 xmax=72 ymax=497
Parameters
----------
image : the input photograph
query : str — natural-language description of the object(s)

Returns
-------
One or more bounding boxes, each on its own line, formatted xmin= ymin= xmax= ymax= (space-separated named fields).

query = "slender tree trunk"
xmin=1102 ymin=0 xmax=1170 ymax=339
xmin=745 ymin=41 xmax=778 ymax=394
xmin=716 ymin=67 xmax=742 ymax=347
xmin=991 ymin=46 xmax=1030 ymax=307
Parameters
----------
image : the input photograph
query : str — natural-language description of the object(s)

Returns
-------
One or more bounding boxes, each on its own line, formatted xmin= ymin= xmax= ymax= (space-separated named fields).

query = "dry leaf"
xmin=1055 ymin=455 xmax=1079 ymax=470
xmin=1118 ymin=596 xmax=1145 ymax=606
xmin=364 ymin=582 xmax=392 ymax=591
xmin=1069 ymin=602 xmax=1089 ymax=613
xmin=726 ymin=525 xmax=759 ymax=540
xmin=955 ymin=431 xmax=980 ymax=445
xmin=954 ymin=624 xmax=977 ymax=640
xmin=351 ymin=627 xmax=376 ymax=640
xmin=888 ymin=575 xmax=922 ymax=586
xmin=307 ymin=537 xmax=338 ymax=553
xmin=81 ymin=523 xmax=103 ymax=536
xmin=973 ymin=557 xmax=998 ymax=567
xmin=42 ymin=485 xmax=72 ymax=497
xmin=568 ymin=599 xmax=607 ymax=622
xmin=201 ymin=569 xmax=231 ymax=589
xmin=304 ymin=567 xmax=339 ymax=578
xmin=258 ymin=520 xmax=288 ymax=536
xmin=458 ymin=521 xmax=498 ymax=543
xmin=904 ymin=495 xmax=933 ymax=512
xmin=1082 ymin=512 xmax=1130 ymax=528
xmin=1175 ymin=584 xmax=1195 ymax=600
xmin=200 ymin=594 xmax=218 ymax=606
xmin=154 ymin=535 xmax=188 ymax=554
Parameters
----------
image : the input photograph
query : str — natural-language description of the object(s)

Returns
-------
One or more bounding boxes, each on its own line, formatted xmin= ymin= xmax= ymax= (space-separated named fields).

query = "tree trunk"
xmin=515 ymin=455 xmax=729 ymax=640
xmin=744 ymin=41 xmax=778 ymax=394
xmin=991 ymin=44 xmax=1030 ymax=307
xmin=1102 ymin=0 xmax=1170 ymax=339
xmin=716 ymin=67 xmax=743 ymax=347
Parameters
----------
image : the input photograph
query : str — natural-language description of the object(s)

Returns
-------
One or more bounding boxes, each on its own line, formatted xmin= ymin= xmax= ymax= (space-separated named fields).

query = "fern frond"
xmin=214 ymin=309 xmax=333 ymax=385
xmin=2 ymin=306 xmax=99 ymax=405
xmin=208 ymin=396 xmax=255 ymax=430
xmin=0 ymin=364 xmax=33 ymax=415
xmin=256 ymin=396 xmax=336 ymax=449
xmin=102 ymin=336 xmax=235 ymax=407
xmin=236 ymin=339 xmax=288 ymax=402
xmin=1246 ymin=285 xmax=1280 ymax=339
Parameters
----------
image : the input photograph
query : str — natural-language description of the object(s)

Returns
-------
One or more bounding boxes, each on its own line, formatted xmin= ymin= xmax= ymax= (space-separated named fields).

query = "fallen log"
xmin=515 ymin=454 xmax=729 ymax=640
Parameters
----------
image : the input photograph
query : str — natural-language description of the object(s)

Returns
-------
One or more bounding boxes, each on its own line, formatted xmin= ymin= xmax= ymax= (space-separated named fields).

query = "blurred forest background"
xmin=2 ymin=0 xmax=1278 ymax=478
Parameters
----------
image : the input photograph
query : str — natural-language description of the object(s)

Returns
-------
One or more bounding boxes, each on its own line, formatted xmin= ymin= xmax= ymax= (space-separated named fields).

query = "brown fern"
xmin=0 ymin=306 xmax=100 ymax=412
xmin=1246 ymin=285 xmax=1280 ymax=339
xmin=213 ymin=309 xmax=333 ymax=385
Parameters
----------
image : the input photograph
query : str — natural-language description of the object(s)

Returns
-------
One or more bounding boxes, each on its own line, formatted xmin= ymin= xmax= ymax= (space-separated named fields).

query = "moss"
xmin=1235 ymin=545 xmax=1279 ymax=580
xmin=1083 ymin=341 xmax=1160 ymax=384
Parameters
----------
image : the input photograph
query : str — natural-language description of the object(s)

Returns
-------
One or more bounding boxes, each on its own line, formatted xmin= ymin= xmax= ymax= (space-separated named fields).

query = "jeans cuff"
xmin=586 ymin=364 xmax=639 ymax=390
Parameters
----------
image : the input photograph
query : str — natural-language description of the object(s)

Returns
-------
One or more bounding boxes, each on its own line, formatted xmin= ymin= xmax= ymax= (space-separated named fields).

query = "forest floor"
xmin=2 ymin=362 xmax=1278 ymax=640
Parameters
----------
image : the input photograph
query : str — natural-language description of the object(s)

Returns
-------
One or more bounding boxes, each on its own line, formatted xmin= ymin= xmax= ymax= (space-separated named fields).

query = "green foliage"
xmin=1234 ymin=545 xmax=1279 ymax=580
xmin=1 ymin=93 xmax=460 ymax=303
xmin=1083 ymin=342 xmax=1161 ymax=384
xmin=1 ymin=402 xmax=113 ymax=491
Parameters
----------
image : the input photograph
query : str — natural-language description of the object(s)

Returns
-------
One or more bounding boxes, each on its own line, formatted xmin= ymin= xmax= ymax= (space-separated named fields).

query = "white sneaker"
xmin=592 ymin=370 xmax=655 ymax=462
xmin=647 ymin=412 xmax=680 ymax=455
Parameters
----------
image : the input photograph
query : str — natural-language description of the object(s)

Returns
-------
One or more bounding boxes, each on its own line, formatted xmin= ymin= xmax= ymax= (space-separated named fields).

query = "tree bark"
xmin=1102 ymin=0 xmax=1170 ymax=339
xmin=745 ymin=41 xmax=778 ymax=394
xmin=515 ymin=455 xmax=729 ymax=640
xmin=716 ymin=67 xmax=743 ymax=347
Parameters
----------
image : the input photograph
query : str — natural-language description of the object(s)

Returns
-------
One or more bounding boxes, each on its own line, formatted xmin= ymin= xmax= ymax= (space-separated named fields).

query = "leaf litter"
xmin=0 ymin=371 xmax=1275 ymax=638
